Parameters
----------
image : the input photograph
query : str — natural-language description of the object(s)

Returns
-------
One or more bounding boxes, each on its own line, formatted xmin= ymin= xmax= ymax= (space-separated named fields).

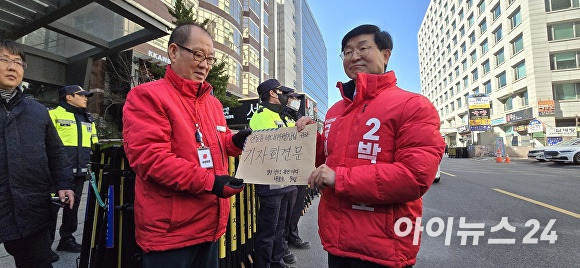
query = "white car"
xmin=543 ymin=138 xmax=580 ymax=164
xmin=527 ymin=148 xmax=546 ymax=161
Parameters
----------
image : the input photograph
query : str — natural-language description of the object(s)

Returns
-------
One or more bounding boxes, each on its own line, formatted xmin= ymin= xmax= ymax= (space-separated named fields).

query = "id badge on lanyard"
xmin=195 ymin=123 xmax=214 ymax=168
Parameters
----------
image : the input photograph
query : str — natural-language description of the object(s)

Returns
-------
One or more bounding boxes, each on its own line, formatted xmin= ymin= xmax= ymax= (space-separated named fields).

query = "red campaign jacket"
xmin=122 ymin=65 xmax=242 ymax=252
xmin=316 ymin=71 xmax=445 ymax=267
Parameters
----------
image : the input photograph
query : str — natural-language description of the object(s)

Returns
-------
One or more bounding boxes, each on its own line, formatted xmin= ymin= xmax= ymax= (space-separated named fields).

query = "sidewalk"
xmin=1 ymin=184 xmax=326 ymax=268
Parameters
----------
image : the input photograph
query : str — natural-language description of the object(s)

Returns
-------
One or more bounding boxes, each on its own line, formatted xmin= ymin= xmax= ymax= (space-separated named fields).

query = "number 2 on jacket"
xmin=358 ymin=118 xmax=382 ymax=163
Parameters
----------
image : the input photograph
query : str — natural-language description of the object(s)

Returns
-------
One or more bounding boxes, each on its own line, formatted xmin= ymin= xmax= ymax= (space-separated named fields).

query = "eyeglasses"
xmin=340 ymin=45 xmax=375 ymax=61
xmin=175 ymin=44 xmax=217 ymax=65
xmin=0 ymin=57 xmax=27 ymax=69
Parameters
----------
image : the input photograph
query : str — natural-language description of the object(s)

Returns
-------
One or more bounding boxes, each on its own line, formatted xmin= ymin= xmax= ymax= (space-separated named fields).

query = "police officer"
xmin=49 ymin=85 xmax=97 ymax=255
xmin=250 ymin=79 xmax=300 ymax=268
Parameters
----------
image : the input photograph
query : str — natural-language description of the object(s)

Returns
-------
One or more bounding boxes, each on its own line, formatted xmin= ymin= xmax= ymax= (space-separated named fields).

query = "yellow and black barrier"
xmin=79 ymin=141 xmax=317 ymax=268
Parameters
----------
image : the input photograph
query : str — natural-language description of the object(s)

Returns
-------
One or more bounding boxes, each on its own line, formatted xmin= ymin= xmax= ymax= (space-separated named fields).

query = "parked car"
xmin=527 ymin=148 xmax=546 ymax=161
xmin=434 ymin=165 xmax=441 ymax=183
xmin=543 ymin=138 xmax=580 ymax=164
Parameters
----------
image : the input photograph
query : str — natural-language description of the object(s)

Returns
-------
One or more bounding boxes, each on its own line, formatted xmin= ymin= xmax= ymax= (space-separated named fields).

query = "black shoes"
xmin=283 ymin=248 xmax=297 ymax=264
xmin=56 ymin=237 xmax=82 ymax=253
xmin=288 ymin=238 xmax=310 ymax=249
xmin=51 ymin=250 xmax=59 ymax=263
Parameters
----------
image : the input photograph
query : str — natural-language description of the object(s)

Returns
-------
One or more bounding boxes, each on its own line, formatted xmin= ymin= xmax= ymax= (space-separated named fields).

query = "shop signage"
xmin=537 ymin=100 xmax=555 ymax=116
xmin=546 ymin=127 xmax=577 ymax=137
xmin=148 ymin=50 xmax=171 ymax=65
xmin=527 ymin=119 xmax=543 ymax=133
xmin=468 ymin=94 xmax=491 ymax=131
xmin=506 ymin=107 xmax=534 ymax=123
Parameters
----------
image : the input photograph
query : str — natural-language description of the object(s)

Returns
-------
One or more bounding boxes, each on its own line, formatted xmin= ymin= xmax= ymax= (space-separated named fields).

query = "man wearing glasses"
xmin=48 ymin=85 xmax=97 ymax=259
xmin=123 ymin=22 xmax=251 ymax=267
xmin=297 ymin=24 xmax=444 ymax=267
xmin=0 ymin=38 xmax=76 ymax=267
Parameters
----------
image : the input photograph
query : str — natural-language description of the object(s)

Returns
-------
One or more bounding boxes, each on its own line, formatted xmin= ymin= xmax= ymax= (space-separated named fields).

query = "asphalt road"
xmin=417 ymin=157 xmax=579 ymax=268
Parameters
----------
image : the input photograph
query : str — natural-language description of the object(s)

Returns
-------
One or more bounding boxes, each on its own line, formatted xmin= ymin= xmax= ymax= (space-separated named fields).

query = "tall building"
xmin=269 ymin=0 xmax=328 ymax=121
xmin=298 ymin=0 xmax=328 ymax=121
xmin=419 ymin=0 xmax=580 ymax=147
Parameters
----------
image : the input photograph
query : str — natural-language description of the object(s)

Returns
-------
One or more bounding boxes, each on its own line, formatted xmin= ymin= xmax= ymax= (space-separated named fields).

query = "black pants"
xmin=142 ymin=241 xmax=218 ymax=268
xmin=254 ymin=190 xmax=295 ymax=268
xmin=3 ymin=227 xmax=53 ymax=268
xmin=328 ymin=253 xmax=413 ymax=268
xmin=50 ymin=176 xmax=85 ymax=242
xmin=286 ymin=185 xmax=308 ymax=242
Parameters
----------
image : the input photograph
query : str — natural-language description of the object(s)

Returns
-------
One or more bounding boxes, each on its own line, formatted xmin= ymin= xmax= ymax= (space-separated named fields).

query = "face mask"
xmin=287 ymin=99 xmax=301 ymax=111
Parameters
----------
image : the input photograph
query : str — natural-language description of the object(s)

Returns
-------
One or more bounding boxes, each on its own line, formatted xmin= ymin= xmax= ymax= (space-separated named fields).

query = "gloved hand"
xmin=232 ymin=128 xmax=252 ymax=149
xmin=211 ymin=175 xmax=245 ymax=198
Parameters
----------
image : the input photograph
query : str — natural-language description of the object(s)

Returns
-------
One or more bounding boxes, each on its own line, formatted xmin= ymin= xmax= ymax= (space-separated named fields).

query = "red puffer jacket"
xmin=123 ymin=65 xmax=242 ymax=252
xmin=316 ymin=71 xmax=444 ymax=267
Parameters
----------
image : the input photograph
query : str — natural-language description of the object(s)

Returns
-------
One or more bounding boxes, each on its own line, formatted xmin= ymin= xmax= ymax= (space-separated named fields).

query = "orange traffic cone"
xmin=496 ymin=148 xmax=502 ymax=163
xmin=504 ymin=153 xmax=511 ymax=164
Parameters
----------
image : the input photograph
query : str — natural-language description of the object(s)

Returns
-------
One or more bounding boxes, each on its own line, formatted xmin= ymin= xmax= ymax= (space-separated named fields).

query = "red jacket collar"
xmin=165 ymin=65 xmax=213 ymax=99
xmin=337 ymin=71 xmax=397 ymax=103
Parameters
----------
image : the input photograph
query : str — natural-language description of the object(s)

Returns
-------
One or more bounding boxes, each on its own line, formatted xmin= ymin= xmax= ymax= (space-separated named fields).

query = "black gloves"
xmin=232 ymin=128 xmax=252 ymax=149
xmin=212 ymin=175 xmax=245 ymax=198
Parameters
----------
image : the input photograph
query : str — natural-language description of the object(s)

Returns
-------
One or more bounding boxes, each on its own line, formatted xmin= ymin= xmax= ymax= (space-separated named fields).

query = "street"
xmin=417 ymin=157 xmax=579 ymax=267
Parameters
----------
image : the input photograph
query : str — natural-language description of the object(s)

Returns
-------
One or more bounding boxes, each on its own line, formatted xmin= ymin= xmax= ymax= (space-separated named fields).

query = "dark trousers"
xmin=254 ymin=190 xmax=294 ymax=268
xmin=329 ymin=253 xmax=413 ymax=268
xmin=285 ymin=185 xmax=308 ymax=242
xmin=3 ymin=227 xmax=53 ymax=268
xmin=50 ymin=176 xmax=85 ymax=242
xmin=142 ymin=241 xmax=218 ymax=268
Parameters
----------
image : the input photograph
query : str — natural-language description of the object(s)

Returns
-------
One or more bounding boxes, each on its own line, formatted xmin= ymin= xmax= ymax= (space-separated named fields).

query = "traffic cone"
xmin=496 ymin=148 xmax=502 ymax=163
xmin=504 ymin=153 xmax=511 ymax=164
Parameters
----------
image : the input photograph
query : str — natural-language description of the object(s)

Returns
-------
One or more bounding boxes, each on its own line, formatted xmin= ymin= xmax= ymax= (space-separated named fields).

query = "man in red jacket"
xmin=123 ymin=22 xmax=251 ymax=268
xmin=297 ymin=24 xmax=444 ymax=268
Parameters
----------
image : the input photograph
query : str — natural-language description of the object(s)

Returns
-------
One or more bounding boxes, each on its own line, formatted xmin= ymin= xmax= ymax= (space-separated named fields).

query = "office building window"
xmin=479 ymin=19 xmax=487 ymax=35
xmin=455 ymin=67 xmax=460 ymax=77
xmin=482 ymin=60 xmax=490 ymax=74
xmin=504 ymin=96 xmax=513 ymax=111
xmin=553 ymin=82 xmax=580 ymax=100
xmin=519 ymin=90 xmax=529 ymax=106
xmin=484 ymin=80 xmax=492 ymax=94
xmin=550 ymin=51 xmax=579 ymax=70
xmin=467 ymin=0 xmax=473 ymax=9
xmin=491 ymin=4 xmax=501 ymax=21
xmin=478 ymin=0 xmax=486 ymax=14
xmin=469 ymin=32 xmax=476 ymax=44
xmin=481 ymin=39 xmax=489 ymax=54
xmin=468 ymin=14 xmax=475 ymax=27
xmin=497 ymin=71 xmax=507 ymax=88
xmin=470 ymin=50 xmax=477 ymax=64
xmin=511 ymin=35 xmax=524 ymax=54
xmin=513 ymin=61 xmax=526 ymax=80
xmin=545 ymin=0 xmax=580 ymax=12
xmin=493 ymin=26 xmax=503 ymax=44
xmin=459 ymin=9 xmax=464 ymax=20
xmin=462 ymin=59 xmax=468 ymax=70
xmin=463 ymin=76 xmax=469 ymax=87
xmin=472 ymin=69 xmax=479 ymax=81
xmin=460 ymin=26 xmax=465 ymax=37
xmin=457 ymin=97 xmax=462 ymax=108
xmin=509 ymin=9 xmax=522 ymax=29
xmin=454 ymin=51 xmax=459 ymax=62
xmin=548 ymin=21 xmax=580 ymax=41
xmin=495 ymin=49 xmax=505 ymax=66
xmin=461 ymin=42 xmax=467 ymax=54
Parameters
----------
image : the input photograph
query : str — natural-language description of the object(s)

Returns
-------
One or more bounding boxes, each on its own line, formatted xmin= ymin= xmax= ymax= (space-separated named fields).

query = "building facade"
xmin=419 ymin=0 xmax=580 ymax=147
xmin=11 ymin=0 xmax=327 ymax=137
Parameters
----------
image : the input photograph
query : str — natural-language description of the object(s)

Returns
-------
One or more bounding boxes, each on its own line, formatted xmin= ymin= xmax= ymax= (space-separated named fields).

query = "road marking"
xmin=493 ymin=188 xmax=580 ymax=219
xmin=441 ymin=171 xmax=456 ymax=177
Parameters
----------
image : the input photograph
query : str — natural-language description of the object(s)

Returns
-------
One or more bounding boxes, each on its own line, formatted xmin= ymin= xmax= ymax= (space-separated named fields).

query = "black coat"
xmin=0 ymin=89 xmax=74 ymax=242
